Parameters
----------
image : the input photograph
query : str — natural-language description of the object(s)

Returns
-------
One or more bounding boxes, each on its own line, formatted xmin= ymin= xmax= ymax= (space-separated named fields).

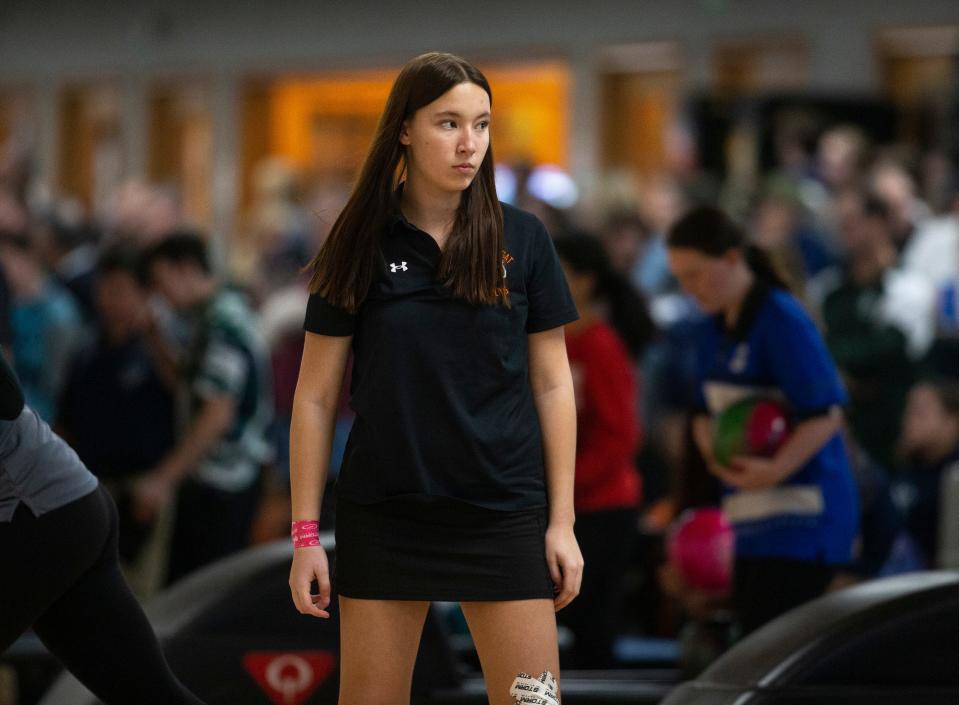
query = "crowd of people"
xmin=556 ymin=122 xmax=959 ymax=669
xmin=0 ymin=173 xmax=283 ymax=594
xmin=0 ymin=107 xmax=957 ymax=672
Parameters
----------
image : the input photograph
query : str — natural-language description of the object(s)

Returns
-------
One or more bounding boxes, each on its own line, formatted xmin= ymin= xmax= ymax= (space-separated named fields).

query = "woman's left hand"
xmin=719 ymin=456 xmax=785 ymax=490
xmin=545 ymin=523 xmax=583 ymax=612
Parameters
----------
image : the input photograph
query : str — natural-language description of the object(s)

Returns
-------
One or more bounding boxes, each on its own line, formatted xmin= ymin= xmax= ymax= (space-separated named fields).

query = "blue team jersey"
xmin=693 ymin=283 xmax=859 ymax=564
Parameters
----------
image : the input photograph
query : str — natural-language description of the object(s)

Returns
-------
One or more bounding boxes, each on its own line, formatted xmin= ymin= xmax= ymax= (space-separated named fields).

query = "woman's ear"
xmin=399 ymin=120 xmax=411 ymax=146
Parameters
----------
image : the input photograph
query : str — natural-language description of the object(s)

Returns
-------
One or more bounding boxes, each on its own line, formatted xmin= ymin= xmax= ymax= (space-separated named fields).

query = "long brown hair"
xmin=307 ymin=52 xmax=504 ymax=312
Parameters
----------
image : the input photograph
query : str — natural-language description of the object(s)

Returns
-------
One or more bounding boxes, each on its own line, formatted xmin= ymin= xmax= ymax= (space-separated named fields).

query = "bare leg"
xmin=337 ymin=596 xmax=430 ymax=705
xmin=460 ymin=599 xmax=561 ymax=705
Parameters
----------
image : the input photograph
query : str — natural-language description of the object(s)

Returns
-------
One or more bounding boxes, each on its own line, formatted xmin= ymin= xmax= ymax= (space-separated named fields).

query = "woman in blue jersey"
xmin=666 ymin=205 xmax=859 ymax=636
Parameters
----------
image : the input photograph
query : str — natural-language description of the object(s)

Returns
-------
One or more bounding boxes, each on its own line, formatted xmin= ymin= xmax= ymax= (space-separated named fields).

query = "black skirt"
xmin=333 ymin=494 xmax=556 ymax=601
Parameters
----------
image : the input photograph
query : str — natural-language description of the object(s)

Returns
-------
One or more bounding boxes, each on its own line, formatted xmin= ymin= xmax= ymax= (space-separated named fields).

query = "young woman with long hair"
xmin=666 ymin=205 xmax=859 ymax=636
xmin=288 ymin=52 xmax=581 ymax=705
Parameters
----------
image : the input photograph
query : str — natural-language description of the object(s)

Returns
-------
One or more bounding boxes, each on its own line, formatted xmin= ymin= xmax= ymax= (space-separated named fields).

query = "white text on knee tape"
xmin=510 ymin=671 xmax=558 ymax=705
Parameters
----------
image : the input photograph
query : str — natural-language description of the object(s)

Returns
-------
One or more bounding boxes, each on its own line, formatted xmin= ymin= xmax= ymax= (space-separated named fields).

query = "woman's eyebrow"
xmin=434 ymin=110 xmax=491 ymax=120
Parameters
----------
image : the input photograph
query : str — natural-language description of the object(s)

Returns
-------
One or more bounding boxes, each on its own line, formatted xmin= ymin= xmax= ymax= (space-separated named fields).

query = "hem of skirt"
xmin=336 ymin=587 xmax=555 ymax=601
xmin=335 ymin=490 xmax=549 ymax=514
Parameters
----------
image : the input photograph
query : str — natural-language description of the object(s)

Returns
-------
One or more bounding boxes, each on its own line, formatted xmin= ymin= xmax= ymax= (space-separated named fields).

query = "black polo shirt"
xmin=304 ymin=202 xmax=578 ymax=511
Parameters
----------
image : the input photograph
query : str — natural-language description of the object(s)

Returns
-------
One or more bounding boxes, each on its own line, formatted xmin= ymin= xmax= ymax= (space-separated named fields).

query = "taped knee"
xmin=509 ymin=670 xmax=559 ymax=705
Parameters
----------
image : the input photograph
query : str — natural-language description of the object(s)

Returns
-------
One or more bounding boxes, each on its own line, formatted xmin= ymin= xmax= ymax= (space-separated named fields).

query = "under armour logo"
xmin=390 ymin=262 xmax=408 ymax=273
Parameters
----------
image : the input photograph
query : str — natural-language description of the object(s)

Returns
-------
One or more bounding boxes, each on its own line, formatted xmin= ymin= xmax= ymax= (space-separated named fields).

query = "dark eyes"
xmin=441 ymin=120 xmax=490 ymax=130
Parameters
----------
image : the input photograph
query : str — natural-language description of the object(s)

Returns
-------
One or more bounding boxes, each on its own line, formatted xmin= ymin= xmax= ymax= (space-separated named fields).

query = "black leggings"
xmin=0 ymin=484 xmax=205 ymax=705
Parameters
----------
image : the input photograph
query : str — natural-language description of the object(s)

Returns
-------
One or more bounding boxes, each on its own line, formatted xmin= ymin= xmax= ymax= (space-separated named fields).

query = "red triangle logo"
xmin=243 ymin=651 xmax=337 ymax=705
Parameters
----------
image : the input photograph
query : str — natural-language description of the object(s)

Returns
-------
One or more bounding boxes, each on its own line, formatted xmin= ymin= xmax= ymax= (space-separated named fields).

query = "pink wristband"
xmin=291 ymin=520 xmax=320 ymax=548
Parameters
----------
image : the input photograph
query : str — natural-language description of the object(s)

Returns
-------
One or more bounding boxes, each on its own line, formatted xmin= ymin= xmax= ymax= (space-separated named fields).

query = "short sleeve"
xmin=304 ymin=292 xmax=357 ymax=336
xmin=194 ymin=334 xmax=250 ymax=399
xmin=765 ymin=303 xmax=848 ymax=418
xmin=525 ymin=219 xmax=579 ymax=333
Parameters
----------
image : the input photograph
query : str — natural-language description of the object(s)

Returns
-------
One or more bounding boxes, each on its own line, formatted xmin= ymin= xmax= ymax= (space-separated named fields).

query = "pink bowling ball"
xmin=667 ymin=508 xmax=734 ymax=594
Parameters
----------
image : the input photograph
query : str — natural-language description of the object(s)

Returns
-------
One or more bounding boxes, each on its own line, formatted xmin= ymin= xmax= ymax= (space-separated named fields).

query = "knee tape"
xmin=509 ymin=670 xmax=558 ymax=705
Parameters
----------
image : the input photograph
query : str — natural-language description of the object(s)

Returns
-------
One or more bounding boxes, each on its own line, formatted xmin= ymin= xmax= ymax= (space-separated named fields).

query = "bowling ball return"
xmin=661 ymin=571 xmax=959 ymax=704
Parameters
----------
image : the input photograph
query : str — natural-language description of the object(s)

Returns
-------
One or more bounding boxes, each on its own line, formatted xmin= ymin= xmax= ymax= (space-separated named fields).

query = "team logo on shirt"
xmin=389 ymin=261 xmax=408 ymax=273
xmin=496 ymin=250 xmax=514 ymax=297
xmin=729 ymin=343 xmax=750 ymax=373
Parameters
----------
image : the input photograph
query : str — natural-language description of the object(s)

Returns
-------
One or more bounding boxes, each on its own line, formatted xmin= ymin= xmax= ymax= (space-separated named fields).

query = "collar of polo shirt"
xmin=718 ymin=279 xmax=771 ymax=341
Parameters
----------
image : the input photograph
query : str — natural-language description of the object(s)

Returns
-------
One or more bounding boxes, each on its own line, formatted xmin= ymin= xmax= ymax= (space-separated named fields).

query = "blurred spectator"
xmin=815 ymin=193 xmax=935 ymax=468
xmin=603 ymin=208 xmax=671 ymax=300
xmin=918 ymin=149 xmax=957 ymax=215
xmin=868 ymin=158 xmax=931 ymax=254
xmin=554 ymin=233 xmax=655 ymax=669
xmin=57 ymin=243 xmax=176 ymax=565
xmin=249 ymin=282 xmax=310 ymax=543
xmin=901 ymin=181 xmax=959 ymax=378
xmin=106 ymin=178 xmax=184 ymax=245
xmin=751 ymin=177 xmax=838 ymax=290
xmin=771 ymin=109 xmax=820 ymax=185
xmin=37 ymin=198 xmax=100 ymax=320
xmin=601 ymin=210 xmax=648 ymax=283
xmin=0 ymin=138 xmax=32 ymax=206
xmin=812 ymin=125 xmax=872 ymax=237
xmin=892 ymin=379 xmax=959 ymax=568
xmin=817 ymin=125 xmax=871 ymax=195
xmin=133 ymin=232 xmax=273 ymax=584
xmin=0 ymin=197 xmax=84 ymax=421
xmin=234 ymin=157 xmax=311 ymax=298
xmin=665 ymin=118 xmax=720 ymax=207
xmin=636 ymin=176 xmax=686 ymax=295
xmin=901 ymin=185 xmax=958 ymax=293
xmin=256 ymin=277 xmax=353 ymax=517
xmin=258 ymin=282 xmax=310 ymax=482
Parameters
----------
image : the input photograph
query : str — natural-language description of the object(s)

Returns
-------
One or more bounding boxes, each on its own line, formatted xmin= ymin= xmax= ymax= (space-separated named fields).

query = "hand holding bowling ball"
xmin=712 ymin=397 xmax=790 ymax=467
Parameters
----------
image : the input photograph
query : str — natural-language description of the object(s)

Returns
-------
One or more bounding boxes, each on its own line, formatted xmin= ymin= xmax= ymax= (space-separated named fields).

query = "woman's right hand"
xmin=289 ymin=545 xmax=332 ymax=618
